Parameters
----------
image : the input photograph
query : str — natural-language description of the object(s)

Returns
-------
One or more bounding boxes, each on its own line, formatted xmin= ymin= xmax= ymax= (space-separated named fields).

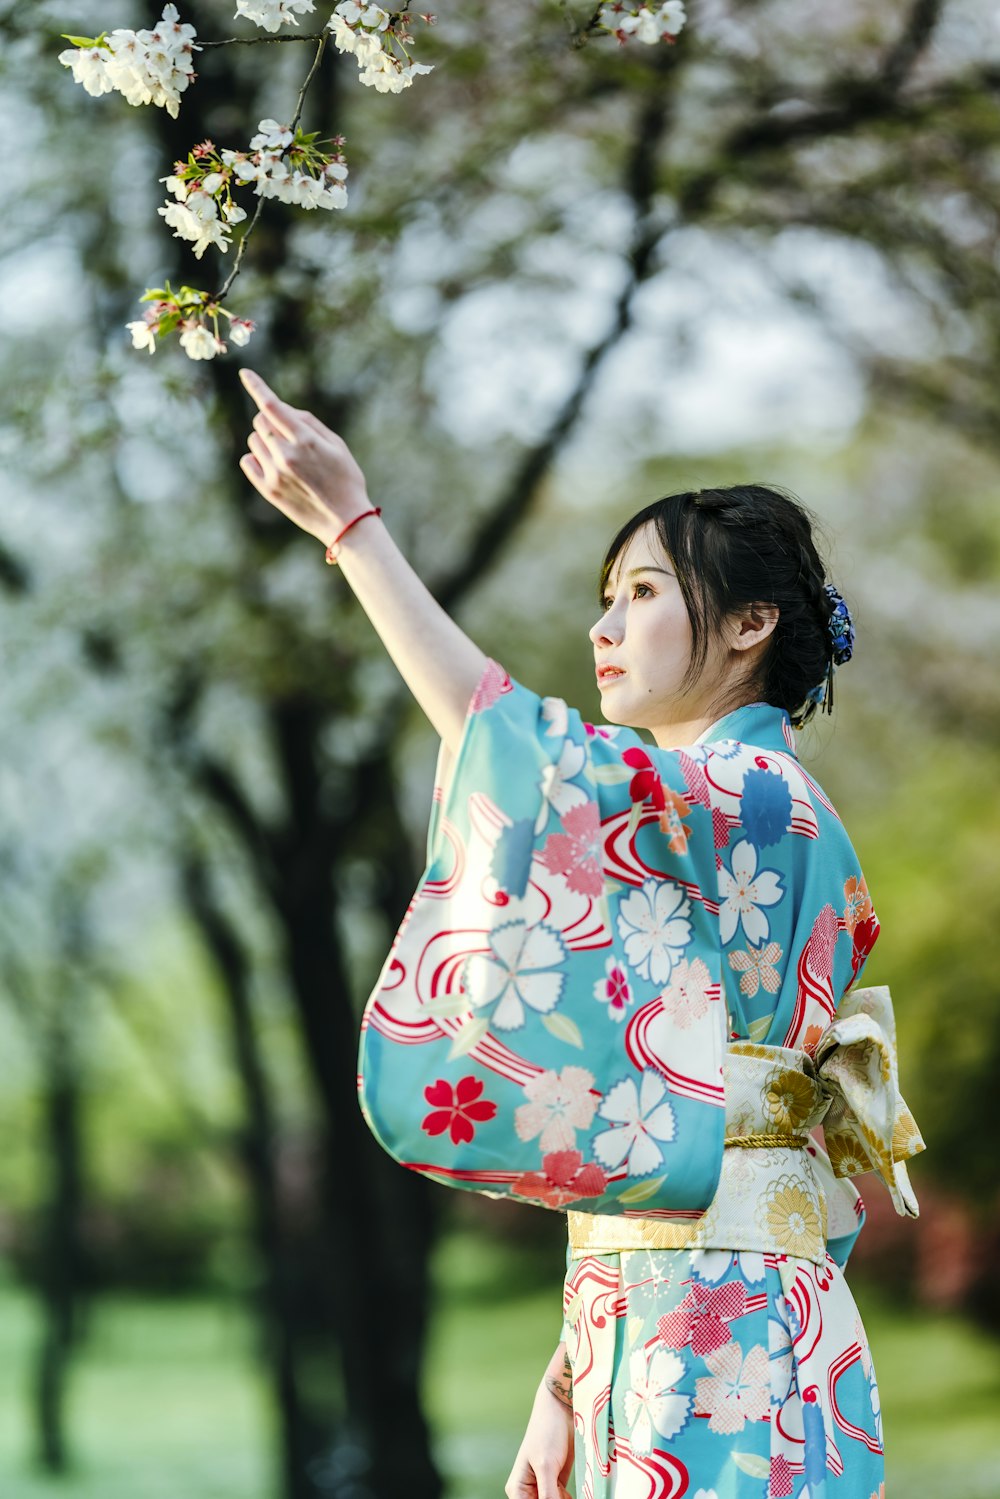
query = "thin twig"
xmin=571 ymin=6 xmax=605 ymax=49
xmin=290 ymin=33 xmax=329 ymax=133
xmin=198 ymin=32 xmax=329 ymax=47
xmin=214 ymin=194 xmax=267 ymax=305
xmin=212 ymin=34 xmax=329 ymax=305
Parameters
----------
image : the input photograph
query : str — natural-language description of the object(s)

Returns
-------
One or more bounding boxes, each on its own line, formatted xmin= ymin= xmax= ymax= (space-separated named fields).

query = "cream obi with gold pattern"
xmin=568 ymin=984 xmax=924 ymax=1266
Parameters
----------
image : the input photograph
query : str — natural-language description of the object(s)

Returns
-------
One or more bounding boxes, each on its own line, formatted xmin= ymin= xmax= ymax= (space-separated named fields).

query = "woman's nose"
xmin=589 ymin=610 xmax=623 ymax=647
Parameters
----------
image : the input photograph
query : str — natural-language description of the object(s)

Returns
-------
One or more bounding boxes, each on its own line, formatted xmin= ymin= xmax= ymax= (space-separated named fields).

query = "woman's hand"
xmin=238 ymin=368 xmax=370 ymax=548
xmin=505 ymin=1347 xmax=575 ymax=1499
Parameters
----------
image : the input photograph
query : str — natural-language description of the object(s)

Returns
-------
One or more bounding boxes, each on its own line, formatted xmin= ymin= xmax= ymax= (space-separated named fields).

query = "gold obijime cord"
xmin=724 ymin=1132 xmax=807 ymax=1149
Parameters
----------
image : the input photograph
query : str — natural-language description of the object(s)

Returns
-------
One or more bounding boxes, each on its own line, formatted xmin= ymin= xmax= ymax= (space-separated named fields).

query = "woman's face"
xmin=589 ymin=521 xmax=730 ymax=738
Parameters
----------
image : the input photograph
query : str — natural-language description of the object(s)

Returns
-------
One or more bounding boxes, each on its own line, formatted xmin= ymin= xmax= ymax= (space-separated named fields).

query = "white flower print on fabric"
xmin=593 ymin=955 xmax=632 ymax=1022
xmin=461 ymin=919 xmax=566 ymax=1031
xmin=694 ymin=1341 xmax=769 ymax=1434
xmin=541 ymin=695 xmax=569 ymax=739
xmin=534 ymin=739 xmax=588 ymax=834
xmin=659 ymin=956 xmax=711 ymax=1029
xmin=592 ymin=1069 xmax=676 ymax=1177
xmin=624 ymin=1345 xmax=691 ymax=1454
xmin=689 ymin=1248 xmax=766 ymax=1288
xmin=514 ymin=1065 xmax=598 ymax=1152
xmin=718 ymin=839 xmax=784 ymax=946
xmin=870 ymin=1369 xmax=883 ymax=1446
xmin=616 ymin=877 xmax=692 ymax=985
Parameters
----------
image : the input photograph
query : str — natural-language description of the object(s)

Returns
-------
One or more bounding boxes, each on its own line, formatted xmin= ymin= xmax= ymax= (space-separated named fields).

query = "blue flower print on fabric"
xmin=490 ymin=817 xmax=536 ymax=898
xmin=740 ymin=766 xmax=793 ymax=849
xmin=461 ymin=918 xmax=567 ymax=1030
xmin=718 ymin=839 xmax=785 ymax=946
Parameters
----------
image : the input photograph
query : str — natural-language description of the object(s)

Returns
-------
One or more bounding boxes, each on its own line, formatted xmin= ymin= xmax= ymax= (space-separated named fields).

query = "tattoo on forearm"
xmin=545 ymin=1353 xmax=574 ymax=1410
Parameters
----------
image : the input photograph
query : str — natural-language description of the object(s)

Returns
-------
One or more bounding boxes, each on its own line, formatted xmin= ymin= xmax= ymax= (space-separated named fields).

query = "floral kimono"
xmin=358 ymin=659 xmax=925 ymax=1499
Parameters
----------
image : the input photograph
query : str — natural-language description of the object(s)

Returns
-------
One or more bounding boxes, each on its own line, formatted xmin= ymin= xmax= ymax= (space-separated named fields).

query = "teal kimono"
xmin=358 ymin=659 xmax=924 ymax=1497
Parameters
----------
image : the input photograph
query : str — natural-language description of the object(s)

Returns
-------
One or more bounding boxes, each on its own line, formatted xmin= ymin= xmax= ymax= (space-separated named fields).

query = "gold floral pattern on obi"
xmin=825 ymin=1129 xmax=869 ymax=1178
xmin=757 ymin=1174 xmax=825 ymax=1259
xmin=763 ymin=1066 xmax=818 ymax=1131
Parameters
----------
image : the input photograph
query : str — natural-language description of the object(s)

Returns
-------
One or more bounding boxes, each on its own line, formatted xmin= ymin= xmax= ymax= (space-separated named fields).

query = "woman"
xmin=238 ymin=368 xmax=923 ymax=1499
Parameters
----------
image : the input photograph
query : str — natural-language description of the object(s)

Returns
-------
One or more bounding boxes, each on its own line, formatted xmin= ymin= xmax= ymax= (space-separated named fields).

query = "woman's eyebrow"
xmin=602 ymin=566 xmax=673 ymax=592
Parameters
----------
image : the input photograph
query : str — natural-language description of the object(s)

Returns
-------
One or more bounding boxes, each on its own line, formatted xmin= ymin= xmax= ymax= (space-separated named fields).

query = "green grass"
xmin=0 ymin=1242 xmax=998 ymax=1499
xmin=0 ymin=1284 xmax=274 ymax=1499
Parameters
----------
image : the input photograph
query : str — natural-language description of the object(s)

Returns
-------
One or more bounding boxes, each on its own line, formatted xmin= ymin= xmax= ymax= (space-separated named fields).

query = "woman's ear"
xmin=730 ymin=602 xmax=780 ymax=653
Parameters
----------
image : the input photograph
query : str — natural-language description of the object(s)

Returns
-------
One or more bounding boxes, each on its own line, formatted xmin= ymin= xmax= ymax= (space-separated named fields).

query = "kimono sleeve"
xmin=357 ymin=658 xmax=728 ymax=1219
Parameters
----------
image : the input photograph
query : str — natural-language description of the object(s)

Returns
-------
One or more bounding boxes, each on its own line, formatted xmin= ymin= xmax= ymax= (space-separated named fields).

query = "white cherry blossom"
xmin=328 ymin=15 xmax=358 ymax=52
xmin=178 ymin=322 xmax=223 ymax=360
xmin=125 ymin=317 xmax=157 ymax=353
xmin=250 ymin=118 xmax=294 ymax=151
xmin=234 ymin=0 xmax=315 ymax=31
xmin=228 ymin=318 xmax=255 ymax=347
xmin=57 ymin=45 xmax=114 ymax=96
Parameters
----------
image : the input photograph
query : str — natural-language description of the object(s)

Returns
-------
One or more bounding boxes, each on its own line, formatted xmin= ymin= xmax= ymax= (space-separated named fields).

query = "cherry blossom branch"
xmin=197 ymin=33 xmax=328 ymax=47
xmin=213 ymin=34 xmax=328 ymax=302
xmin=289 ymin=32 xmax=328 ymax=133
xmin=61 ymin=3 xmax=683 ymax=360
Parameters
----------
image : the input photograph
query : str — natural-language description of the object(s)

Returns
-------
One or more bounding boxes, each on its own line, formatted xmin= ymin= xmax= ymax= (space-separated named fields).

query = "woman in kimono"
xmin=238 ymin=368 xmax=923 ymax=1499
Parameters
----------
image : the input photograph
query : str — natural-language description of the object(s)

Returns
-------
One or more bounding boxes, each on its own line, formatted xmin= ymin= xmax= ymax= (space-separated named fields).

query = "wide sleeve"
xmin=357 ymin=659 xmax=729 ymax=1219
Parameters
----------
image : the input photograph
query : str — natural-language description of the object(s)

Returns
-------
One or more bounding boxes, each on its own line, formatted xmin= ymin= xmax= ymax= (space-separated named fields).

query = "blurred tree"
xmin=3 ymin=0 xmax=1000 ymax=1492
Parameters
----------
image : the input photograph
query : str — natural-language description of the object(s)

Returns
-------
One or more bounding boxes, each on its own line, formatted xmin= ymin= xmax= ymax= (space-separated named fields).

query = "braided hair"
xmin=597 ymin=484 xmax=848 ymax=728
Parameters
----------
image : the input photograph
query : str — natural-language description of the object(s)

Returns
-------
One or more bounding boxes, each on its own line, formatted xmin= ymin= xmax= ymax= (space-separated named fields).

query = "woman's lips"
xmin=596 ymin=666 xmax=627 ymax=685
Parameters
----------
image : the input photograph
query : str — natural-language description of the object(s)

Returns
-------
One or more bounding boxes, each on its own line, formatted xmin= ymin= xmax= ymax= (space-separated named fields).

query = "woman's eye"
xmin=600 ymin=583 xmax=652 ymax=611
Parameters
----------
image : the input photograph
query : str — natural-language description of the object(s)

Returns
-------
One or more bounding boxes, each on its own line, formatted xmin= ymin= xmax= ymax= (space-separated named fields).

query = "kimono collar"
xmin=694 ymin=700 xmax=797 ymax=758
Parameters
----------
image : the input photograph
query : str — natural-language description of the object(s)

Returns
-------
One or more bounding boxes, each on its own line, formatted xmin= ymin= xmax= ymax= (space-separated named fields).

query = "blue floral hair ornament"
xmin=804 ymin=583 xmax=854 ymax=715
xmin=825 ymin=583 xmax=855 ymax=665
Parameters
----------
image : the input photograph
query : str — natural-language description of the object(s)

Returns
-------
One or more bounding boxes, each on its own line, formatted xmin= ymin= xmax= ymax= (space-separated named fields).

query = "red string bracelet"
xmin=324 ymin=506 xmax=382 ymax=565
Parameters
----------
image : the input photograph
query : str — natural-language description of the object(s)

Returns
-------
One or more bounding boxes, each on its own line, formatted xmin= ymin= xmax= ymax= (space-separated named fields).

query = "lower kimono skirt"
xmin=562 ymin=1245 xmax=883 ymax=1499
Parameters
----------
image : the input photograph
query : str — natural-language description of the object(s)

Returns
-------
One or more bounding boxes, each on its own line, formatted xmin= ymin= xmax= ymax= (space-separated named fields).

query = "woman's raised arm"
xmin=238 ymin=368 xmax=488 ymax=753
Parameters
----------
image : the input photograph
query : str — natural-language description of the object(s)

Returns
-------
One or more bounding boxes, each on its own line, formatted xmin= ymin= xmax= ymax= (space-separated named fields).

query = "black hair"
xmin=597 ymin=484 xmax=840 ymax=729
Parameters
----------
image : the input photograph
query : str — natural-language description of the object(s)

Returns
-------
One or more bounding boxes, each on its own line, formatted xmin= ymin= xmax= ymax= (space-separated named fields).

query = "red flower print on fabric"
xmin=808 ymin=903 xmax=840 ymax=983
xmin=621 ymin=748 xmax=693 ymax=853
xmin=678 ymin=751 xmax=712 ymax=810
xmin=537 ymin=803 xmax=604 ymax=897
xmin=511 ymin=1150 xmax=607 ymax=1209
xmin=593 ymin=955 xmax=632 ymax=1021
xmin=421 ymin=1076 xmax=498 ymax=1145
xmin=656 ymin=1279 xmax=747 ymax=1357
xmin=851 ymin=911 xmax=880 ymax=975
xmin=770 ymin=1455 xmax=794 ymax=1497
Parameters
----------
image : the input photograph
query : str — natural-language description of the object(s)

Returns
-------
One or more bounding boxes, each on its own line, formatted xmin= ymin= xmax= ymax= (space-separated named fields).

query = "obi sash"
xmin=568 ymin=983 xmax=924 ymax=1267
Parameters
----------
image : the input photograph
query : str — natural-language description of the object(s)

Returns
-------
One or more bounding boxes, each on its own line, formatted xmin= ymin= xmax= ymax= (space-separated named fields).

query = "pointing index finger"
xmin=239 ymin=367 xmax=299 ymax=439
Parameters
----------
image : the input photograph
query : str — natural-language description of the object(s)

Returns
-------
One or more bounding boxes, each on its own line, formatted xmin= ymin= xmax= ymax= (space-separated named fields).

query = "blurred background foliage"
xmin=1 ymin=0 xmax=999 ymax=1495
